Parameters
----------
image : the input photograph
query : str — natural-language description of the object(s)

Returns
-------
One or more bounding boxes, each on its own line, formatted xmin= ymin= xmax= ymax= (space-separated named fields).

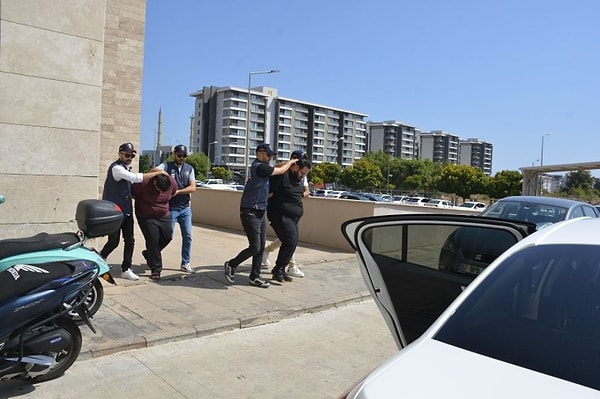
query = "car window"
xmin=434 ymin=244 xmax=600 ymax=390
xmin=360 ymin=222 xmax=523 ymax=343
xmin=582 ymin=205 xmax=597 ymax=217
xmin=569 ymin=206 xmax=584 ymax=219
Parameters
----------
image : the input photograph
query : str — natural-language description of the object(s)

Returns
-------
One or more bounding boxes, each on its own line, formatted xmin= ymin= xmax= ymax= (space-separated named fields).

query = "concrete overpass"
xmin=520 ymin=161 xmax=600 ymax=196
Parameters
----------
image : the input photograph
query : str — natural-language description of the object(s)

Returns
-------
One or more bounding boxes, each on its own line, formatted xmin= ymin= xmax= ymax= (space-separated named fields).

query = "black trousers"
xmin=137 ymin=216 xmax=172 ymax=274
xmin=229 ymin=208 xmax=266 ymax=280
xmin=100 ymin=214 xmax=134 ymax=272
xmin=268 ymin=214 xmax=299 ymax=275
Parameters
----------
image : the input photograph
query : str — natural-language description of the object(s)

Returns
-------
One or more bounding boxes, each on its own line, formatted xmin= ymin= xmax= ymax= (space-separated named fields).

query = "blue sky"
xmin=140 ymin=0 xmax=599 ymax=175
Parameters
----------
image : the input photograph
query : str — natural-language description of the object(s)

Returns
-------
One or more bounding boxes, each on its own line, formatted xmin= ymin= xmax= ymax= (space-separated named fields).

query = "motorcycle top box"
xmin=75 ymin=200 xmax=123 ymax=238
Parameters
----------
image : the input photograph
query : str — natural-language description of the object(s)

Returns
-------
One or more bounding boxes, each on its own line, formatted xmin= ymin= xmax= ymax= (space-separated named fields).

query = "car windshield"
xmin=434 ymin=244 xmax=600 ymax=390
xmin=482 ymin=200 xmax=568 ymax=226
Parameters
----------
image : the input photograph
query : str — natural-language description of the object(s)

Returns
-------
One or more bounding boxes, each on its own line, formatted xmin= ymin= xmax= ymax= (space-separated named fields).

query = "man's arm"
xmin=113 ymin=164 xmax=166 ymax=184
xmin=271 ymin=159 xmax=297 ymax=176
xmin=175 ymin=171 xmax=196 ymax=196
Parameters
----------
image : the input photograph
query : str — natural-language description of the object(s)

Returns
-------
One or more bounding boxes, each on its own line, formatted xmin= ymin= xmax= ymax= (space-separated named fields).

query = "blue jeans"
xmin=229 ymin=208 xmax=266 ymax=280
xmin=170 ymin=206 xmax=192 ymax=265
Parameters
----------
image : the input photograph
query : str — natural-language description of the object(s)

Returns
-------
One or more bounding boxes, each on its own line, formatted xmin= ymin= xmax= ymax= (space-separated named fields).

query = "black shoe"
xmin=271 ymin=272 xmax=293 ymax=283
xmin=249 ymin=277 xmax=270 ymax=288
xmin=224 ymin=261 xmax=235 ymax=283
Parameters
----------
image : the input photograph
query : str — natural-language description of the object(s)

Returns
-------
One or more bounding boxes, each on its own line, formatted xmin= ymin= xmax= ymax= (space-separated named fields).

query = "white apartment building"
xmin=367 ymin=120 xmax=419 ymax=159
xmin=459 ymin=138 xmax=494 ymax=175
xmin=419 ymin=130 xmax=461 ymax=165
xmin=190 ymin=86 xmax=367 ymax=178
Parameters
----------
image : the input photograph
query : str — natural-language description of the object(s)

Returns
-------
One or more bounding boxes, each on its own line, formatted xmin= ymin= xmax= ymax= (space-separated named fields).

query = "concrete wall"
xmin=191 ymin=189 xmax=472 ymax=251
xmin=0 ymin=0 xmax=146 ymax=239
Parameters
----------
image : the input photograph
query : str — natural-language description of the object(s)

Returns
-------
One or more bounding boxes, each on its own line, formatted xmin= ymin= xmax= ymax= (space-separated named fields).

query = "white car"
xmin=423 ymin=199 xmax=453 ymax=208
xmin=457 ymin=201 xmax=486 ymax=211
xmin=403 ymin=196 xmax=429 ymax=206
xmin=340 ymin=215 xmax=600 ymax=398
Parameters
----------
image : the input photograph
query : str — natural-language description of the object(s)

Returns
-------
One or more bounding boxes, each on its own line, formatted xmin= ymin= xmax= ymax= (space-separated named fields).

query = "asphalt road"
xmin=1 ymin=300 xmax=398 ymax=399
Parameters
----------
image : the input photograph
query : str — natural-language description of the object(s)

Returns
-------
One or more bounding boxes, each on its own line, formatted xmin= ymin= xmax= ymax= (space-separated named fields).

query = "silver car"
xmin=340 ymin=215 xmax=600 ymax=398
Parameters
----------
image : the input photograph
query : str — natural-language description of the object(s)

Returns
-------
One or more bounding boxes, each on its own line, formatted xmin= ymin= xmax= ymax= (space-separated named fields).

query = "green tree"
xmin=565 ymin=170 xmax=594 ymax=191
xmin=211 ymin=166 xmax=232 ymax=181
xmin=339 ymin=159 xmax=383 ymax=190
xmin=438 ymin=164 xmax=488 ymax=201
xmin=488 ymin=170 xmax=522 ymax=199
xmin=139 ymin=154 xmax=151 ymax=173
xmin=185 ymin=152 xmax=210 ymax=181
xmin=310 ymin=162 xmax=342 ymax=187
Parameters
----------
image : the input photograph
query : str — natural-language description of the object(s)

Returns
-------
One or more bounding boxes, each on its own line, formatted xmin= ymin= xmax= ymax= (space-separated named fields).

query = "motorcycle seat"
xmin=0 ymin=261 xmax=73 ymax=303
xmin=0 ymin=232 xmax=81 ymax=260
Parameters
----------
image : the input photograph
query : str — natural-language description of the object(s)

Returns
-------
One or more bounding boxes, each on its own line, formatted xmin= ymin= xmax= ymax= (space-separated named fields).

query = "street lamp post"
xmin=208 ymin=140 xmax=218 ymax=164
xmin=539 ymin=132 xmax=551 ymax=195
xmin=245 ymin=69 xmax=280 ymax=183
xmin=386 ymin=159 xmax=392 ymax=194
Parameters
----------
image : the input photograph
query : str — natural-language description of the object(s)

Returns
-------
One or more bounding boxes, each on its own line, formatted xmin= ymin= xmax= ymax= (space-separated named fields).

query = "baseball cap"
xmin=291 ymin=150 xmax=306 ymax=159
xmin=119 ymin=143 xmax=136 ymax=154
xmin=174 ymin=144 xmax=188 ymax=155
xmin=256 ymin=143 xmax=275 ymax=156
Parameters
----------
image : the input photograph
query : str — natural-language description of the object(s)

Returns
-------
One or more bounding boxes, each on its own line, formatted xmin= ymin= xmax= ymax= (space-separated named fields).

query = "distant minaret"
xmin=189 ymin=115 xmax=194 ymax=152
xmin=156 ymin=108 xmax=162 ymax=150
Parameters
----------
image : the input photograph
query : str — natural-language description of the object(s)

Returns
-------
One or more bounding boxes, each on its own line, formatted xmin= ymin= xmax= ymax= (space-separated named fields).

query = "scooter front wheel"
xmin=28 ymin=317 xmax=82 ymax=383
xmin=67 ymin=278 xmax=104 ymax=323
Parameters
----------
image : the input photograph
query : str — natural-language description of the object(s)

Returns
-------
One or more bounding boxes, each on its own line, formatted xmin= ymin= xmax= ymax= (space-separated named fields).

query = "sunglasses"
xmin=175 ymin=153 xmax=187 ymax=158
xmin=122 ymin=153 xmax=136 ymax=159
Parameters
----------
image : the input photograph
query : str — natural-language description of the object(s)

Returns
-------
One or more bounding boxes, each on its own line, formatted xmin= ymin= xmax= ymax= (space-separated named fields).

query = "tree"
xmin=185 ymin=152 xmax=210 ymax=181
xmin=488 ymin=170 xmax=522 ymax=199
xmin=339 ymin=159 xmax=382 ymax=190
xmin=310 ymin=162 xmax=342 ymax=187
xmin=139 ymin=154 xmax=151 ymax=173
xmin=211 ymin=166 xmax=232 ymax=181
xmin=438 ymin=164 xmax=488 ymax=201
xmin=565 ymin=170 xmax=594 ymax=191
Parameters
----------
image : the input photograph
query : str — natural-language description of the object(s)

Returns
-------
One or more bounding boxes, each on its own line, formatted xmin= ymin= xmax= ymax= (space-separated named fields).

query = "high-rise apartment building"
xmin=367 ymin=120 xmax=419 ymax=159
xmin=190 ymin=86 xmax=367 ymax=178
xmin=420 ymin=130 xmax=461 ymax=164
xmin=459 ymin=138 xmax=493 ymax=175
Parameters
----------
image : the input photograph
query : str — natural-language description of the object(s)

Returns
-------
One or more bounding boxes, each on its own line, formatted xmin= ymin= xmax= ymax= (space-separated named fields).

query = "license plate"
xmin=458 ymin=263 xmax=484 ymax=276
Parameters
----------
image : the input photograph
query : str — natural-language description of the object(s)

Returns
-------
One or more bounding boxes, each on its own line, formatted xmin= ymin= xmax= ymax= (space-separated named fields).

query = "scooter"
xmin=0 ymin=199 xmax=123 ymax=382
xmin=0 ymin=198 xmax=121 ymax=322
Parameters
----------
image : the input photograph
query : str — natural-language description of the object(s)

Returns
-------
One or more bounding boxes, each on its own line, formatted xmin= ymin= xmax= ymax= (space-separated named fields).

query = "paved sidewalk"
xmin=80 ymin=223 xmax=367 ymax=359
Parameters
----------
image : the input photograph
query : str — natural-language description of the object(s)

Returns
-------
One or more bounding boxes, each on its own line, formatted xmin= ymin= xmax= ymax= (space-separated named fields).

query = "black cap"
xmin=173 ymin=144 xmax=188 ymax=155
xmin=291 ymin=150 xmax=306 ymax=159
xmin=256 ymin=143 xmax=275 ymax=156
xmin=119 ymin=143 xmax=136 ymax=154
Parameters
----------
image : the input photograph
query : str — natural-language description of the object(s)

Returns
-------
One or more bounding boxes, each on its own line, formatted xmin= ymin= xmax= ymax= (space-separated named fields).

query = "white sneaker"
xmin=261 ymin=252 xmax=270 ymax=267
xmin=121 ymin=269 xmax=139 ymax=281
xmin=180 ymin=263 xmax=196 ymax=273
xmin=287 ymin=265 xmax=305 ymax=278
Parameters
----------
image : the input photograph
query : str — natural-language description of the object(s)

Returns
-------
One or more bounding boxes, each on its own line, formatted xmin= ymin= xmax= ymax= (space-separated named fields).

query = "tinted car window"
xmin=435 ymin=244 xmax=600 ymax=390
xmin=570 ymin=206 xmax=584 ymax=218
xmin=582 ymin=205 xmax=598 ymax=217
xmin=361 ymin=223 xmax=522 ymax=342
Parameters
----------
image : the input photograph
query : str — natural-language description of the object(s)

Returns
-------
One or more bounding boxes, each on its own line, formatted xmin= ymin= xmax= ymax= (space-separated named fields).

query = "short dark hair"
xmin=154 ymin=174 xmax=172 ymax=192
xmin=298 ymin=159 xmax=311 ymax=169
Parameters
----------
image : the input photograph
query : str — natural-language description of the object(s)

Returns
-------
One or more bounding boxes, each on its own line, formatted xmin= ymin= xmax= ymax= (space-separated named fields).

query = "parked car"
xmin=404 ymin=196 xmax=430 ymax=206
xmin=392 ymin=195 xmax=409 ymax=203
xmin=338 ymin=193 xmax=370 ymax=201
xmin=481 ymin=196 xmax=599 ymax=229
xmin=340 ymin=215 xmax=600 ymax=398
xmin=457 ymin=201 xmax=486 ymax=211
xmin=360 ymin=193 xmax=388 ymax=202
xmin=424 ymin=199 xmax=453 ymax=208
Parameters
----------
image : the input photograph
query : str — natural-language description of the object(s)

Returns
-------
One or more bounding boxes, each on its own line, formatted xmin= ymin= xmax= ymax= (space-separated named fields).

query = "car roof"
xmin=495 ymin=196 xmax=590 ymax=207
xmin=509 ymin=216 xmax=600 ymax=247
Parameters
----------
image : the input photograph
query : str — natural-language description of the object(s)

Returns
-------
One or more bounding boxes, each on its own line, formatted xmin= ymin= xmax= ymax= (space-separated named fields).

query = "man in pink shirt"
xmin=132 ymin=174 xmax=177 ymax=281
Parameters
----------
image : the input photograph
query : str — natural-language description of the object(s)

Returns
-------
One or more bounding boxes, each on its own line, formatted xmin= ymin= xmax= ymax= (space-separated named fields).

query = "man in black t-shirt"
xmin=267 ymin=158 xmax=311 ymax=283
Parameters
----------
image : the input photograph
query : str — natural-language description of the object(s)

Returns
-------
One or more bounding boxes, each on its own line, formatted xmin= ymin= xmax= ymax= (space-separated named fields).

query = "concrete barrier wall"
xmin=191 ymin=189 xmax=475 ymax=251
